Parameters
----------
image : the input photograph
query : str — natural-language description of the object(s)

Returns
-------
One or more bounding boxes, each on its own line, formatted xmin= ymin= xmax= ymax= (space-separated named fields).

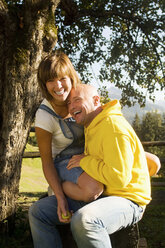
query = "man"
xmin=66 ymin=84 xmax=151 ymax=248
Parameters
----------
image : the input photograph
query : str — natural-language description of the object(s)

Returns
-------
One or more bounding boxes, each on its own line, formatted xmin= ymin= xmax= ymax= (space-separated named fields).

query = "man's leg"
xmin=70 ymin=196 xmax=144 ymax=248
xmin=29 ymin=195 xmax=86 ymax=248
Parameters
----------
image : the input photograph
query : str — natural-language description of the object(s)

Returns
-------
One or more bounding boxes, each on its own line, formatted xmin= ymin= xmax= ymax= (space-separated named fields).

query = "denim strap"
xmin=39 ymin=104 xmax=73 ymax=139
xmin=39 ymin=103 xmax=85 ymax=158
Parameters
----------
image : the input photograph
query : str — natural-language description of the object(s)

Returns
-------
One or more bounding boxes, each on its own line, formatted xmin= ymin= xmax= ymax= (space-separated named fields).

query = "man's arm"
xmin=80 ymin=132 xmax=135 ymax=188
xmin=68 ymin=152 xmax=162 ymax=178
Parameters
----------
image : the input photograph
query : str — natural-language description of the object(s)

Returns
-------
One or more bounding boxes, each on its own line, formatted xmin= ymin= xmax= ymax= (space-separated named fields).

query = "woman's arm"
xmin=35 ymin=127 xmax=70 ymax=223
xmin=145 ymin=152 xmax=161 ymax=176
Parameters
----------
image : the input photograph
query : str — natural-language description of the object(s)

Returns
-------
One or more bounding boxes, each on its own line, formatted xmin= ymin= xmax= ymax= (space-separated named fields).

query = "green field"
xmin=19 ymin=143 xmax=48 ymax=193
xmin=20 ymin=159 xmax=48 ymax=193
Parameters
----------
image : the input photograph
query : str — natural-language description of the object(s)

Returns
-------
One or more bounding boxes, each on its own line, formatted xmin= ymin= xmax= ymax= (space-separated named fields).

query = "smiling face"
xmin=68 ymin=85 xmax=101 ymax=127
xmin=46 ymin=76 xmax=72 ymax=104
xmin=37 ymin=50 xmax=81 ymax=101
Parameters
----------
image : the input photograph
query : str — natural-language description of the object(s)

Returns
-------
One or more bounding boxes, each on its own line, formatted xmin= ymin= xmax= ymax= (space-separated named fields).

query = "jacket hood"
xmin=87 ymin=100 xmax=122 ymax=130
xmin=102 ymin=100 xmax=122 ymax=116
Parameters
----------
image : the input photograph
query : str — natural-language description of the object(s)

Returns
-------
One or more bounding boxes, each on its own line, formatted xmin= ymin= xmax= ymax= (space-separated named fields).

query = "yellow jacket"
xmin=80 ymin=100 xmax=151 ymax=207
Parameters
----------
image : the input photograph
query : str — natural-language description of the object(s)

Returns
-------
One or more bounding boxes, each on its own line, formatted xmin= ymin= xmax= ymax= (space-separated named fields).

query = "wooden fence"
xmin=23 ymin=129 xmax=165 ymax=164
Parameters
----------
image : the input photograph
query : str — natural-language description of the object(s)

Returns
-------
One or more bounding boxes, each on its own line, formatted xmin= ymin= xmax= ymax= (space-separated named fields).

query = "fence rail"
xmin=24 ymin=131 xmax=165 ymax=163
xmin=23 ymin=151 xmax=40 ymax=158
xmin=141 ymin=141 xmax=165 ymax=147
xmin=23 ymin=151 xmax=165 ymax=163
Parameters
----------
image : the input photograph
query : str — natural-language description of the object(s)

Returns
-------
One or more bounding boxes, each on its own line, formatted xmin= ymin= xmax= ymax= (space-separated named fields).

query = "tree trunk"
xmin=0 ymin=0 xmax=60 ymax=234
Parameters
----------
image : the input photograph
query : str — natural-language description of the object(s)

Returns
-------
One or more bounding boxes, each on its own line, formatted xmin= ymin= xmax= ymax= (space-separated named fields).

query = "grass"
xmin=138 ymin=186 xmax=165 ymax=248
xmin=19 ymin=143 xmax=48 ymax=193
xmin=20 ymin=158 xmax=48 ymax=192
xmin=1 ymin=140 xmax=165 ymax=248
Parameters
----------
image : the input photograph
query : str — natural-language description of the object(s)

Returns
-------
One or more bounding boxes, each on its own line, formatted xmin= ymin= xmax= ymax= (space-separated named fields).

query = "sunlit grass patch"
xmin=19 ymin=141 xmax=48 ymax=193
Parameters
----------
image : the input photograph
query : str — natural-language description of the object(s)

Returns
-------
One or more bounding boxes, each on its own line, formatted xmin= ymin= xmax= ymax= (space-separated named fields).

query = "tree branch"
xmin=59 ymin=0 xmax=78 ymax=25
xmin=59 ymin=1 xmax=164 ymax=77
xmin=0 ymin=0 xmax=8 ymax=20
xmin=25 ymin=0 xmax=60 ymax=10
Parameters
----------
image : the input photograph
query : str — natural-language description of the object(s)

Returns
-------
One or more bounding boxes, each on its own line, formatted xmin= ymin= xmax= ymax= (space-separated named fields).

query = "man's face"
xmin=67 ymin=87 xmax=96 ymax=127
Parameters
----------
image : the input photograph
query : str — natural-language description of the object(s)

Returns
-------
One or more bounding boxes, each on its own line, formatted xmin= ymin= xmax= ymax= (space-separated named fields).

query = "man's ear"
xmin=93 ymin=95 xmax=100 ymax=106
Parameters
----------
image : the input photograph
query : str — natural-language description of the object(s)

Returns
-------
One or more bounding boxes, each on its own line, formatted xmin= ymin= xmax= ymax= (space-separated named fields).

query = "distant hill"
xmin=108 ymin=86 xmax=165 ymax=124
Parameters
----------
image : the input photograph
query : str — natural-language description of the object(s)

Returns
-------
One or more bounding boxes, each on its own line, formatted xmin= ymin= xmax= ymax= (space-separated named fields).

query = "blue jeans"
xmin=29 ymin=195 xmax=144 ymax=248
xmin=54 ymin=156 xmax=83 ymax=184
xmin=29 ymin=195 xmax=86 ymax=248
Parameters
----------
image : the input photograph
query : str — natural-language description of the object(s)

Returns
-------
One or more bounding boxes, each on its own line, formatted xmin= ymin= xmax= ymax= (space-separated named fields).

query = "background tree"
xmin=139 ymin=111 xmax=164 ymax=159
xmin=132 ymin=113 xmax=141 ymax=139
xmin=56 ymin=0 xmax=165 ymax=106
xmin=141 ymin=111 xmax=162 ymax=142
xmin=157 ymin=113 xmax=165 ymax=164
xmin=0 ymin=0 xmax=60 ymax=232
xmin=133 ymin=111 xmax=165 ymax=175
xmin=161 ymin=113 xmax=165 ymax=140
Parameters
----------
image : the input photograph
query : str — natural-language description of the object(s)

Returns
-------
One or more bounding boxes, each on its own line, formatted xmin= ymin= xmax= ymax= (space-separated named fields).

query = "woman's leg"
xmin=29 ymin=196 xmax=62 ymax=248
xmin=55 ymin=158 xmax=103 ymax=202
xmin=62 ymin=172 xmax=104 ymax=202
xmin=29 ymin=195 xmax=86 ymax=248
xmin=70 ymin=196 xmax=144 ymax=248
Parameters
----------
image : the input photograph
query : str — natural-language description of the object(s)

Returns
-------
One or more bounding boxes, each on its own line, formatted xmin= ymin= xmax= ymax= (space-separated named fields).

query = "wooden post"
xmin=110 ymin=223 xmax=140 ymax=248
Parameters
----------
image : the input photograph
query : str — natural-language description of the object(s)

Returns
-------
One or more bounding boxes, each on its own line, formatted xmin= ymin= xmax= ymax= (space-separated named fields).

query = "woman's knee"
xmin=90 ymin=181 xmax=104 ymax=199
xmin=78 ymin=174 xmax=104 ymax=202
xmin=83 ymin=182 xmax=104 ymax=202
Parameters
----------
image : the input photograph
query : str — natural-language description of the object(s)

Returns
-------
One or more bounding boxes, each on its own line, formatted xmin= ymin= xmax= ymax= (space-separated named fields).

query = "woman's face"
xmin=46 ymin=76 xmax=72 ymax=103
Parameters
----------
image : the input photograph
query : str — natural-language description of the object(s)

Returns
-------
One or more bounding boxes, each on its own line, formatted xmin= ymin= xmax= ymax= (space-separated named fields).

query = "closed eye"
xmin=60 ymin=77 xmax=67 ymax=81
xmin=74 ymin=97 xmax=81 ymax=102
xmin=47 ymin=79 xmax=54 ymax=83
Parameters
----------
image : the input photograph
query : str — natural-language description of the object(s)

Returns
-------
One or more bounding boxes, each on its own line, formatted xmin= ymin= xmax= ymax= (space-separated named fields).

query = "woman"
xmin=33 ymin=49 xmax=103 ymax=220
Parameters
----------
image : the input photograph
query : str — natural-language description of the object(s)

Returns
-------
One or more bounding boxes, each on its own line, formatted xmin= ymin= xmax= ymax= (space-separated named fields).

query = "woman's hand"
xmin=57 ymin=196 xmax=72 ymax=223
xmin=67 ymin=154 xmax=86 ymax=170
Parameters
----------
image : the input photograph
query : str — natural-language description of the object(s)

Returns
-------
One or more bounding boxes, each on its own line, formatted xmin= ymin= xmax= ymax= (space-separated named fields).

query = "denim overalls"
xmin=39 ymin=104 xmax=84 ymax=183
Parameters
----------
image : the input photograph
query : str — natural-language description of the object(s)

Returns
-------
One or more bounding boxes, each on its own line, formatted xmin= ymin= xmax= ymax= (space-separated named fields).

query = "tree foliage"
xmin=141 ymin=111 xmax=163 ymax=141
xmin=132 ymin=111 xmax=165 ymax=162
xmin=132 ymin=111 xmax=165 ymax=142
xmin=132 ymin=113 xmax=141 ymax=139
xmin=56 ymin=0 xmax=165 ymax=106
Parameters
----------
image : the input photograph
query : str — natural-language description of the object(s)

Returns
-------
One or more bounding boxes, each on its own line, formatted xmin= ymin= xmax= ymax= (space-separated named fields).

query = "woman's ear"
xmin=93 ymin=95 xmax=100 ymax=106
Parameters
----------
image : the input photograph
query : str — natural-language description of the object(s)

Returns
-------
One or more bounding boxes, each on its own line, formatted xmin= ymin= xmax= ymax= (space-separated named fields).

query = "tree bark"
xmin=0 ymin=0 xmax=60 ymax=233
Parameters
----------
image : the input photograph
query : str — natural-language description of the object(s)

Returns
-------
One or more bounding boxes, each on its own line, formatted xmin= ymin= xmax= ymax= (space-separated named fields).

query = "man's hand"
xmin=67 ymin=154 xmax=86 ymax=170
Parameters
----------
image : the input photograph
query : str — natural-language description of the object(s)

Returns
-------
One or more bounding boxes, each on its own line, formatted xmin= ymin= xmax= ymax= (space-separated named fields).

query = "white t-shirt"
xmin=35 ymin=99 xmax=72 ymax=159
